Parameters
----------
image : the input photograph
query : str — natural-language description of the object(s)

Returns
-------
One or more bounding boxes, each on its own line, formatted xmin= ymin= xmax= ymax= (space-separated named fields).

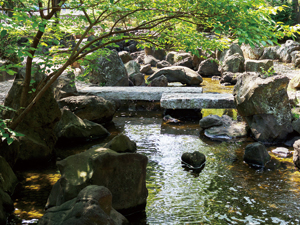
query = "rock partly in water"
xmin=58 ymin=95 xmax=116 ymax=125
xmin=197 ymin=58 xmax=220 ymax=76
xmin=243 ymin=142 xmax=271 ymax=167
xmin=293 ymin=139 xmax=300 ymax=169
xmin=271 ymin=147 xmax=292 ymax=158
xmin=105 ymin=134 xmax=137 ymax=153
xmin=233 ymin=73 xmax=293 ymax=144
xmin=46 ymin=147 xmax=148 ymax=215
xmin=147 ymin=66 xmax=203 ymax=86
xmin=39 ymin=185 xmax=128 ymax=225
xmin=181 ymin=151 xmax=206 ymax=169
xmin=199 ymin=115 xmax=223 ymax=129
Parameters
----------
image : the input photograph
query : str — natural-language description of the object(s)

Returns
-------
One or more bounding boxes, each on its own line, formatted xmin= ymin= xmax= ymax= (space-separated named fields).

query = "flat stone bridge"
xmin=78 ymin=86 xmax=235 ymax=109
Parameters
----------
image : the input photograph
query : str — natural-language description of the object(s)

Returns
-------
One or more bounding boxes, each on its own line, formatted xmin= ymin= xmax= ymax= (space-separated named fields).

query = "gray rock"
xmin=58 ymin=95 xmax=116 ymax=124
xmin=119 ymin=51 xmax=133 ymax=64
xmin=222 ymin=53 xmax=245 ymax=73
xmin=105 ymin=134 xmax=136 ymax=153
xmin=271 ymin=147 xmax=292 ymax=158
xmin=39 ymin=185 xmax=128 ymax=225
xmin=149 ymin=75 xmax=168 ymax=87
xmin=174 ymin=57 xmax=193 ymax=69
xmin=181 ymin=151 xmax=206 ymax=169
xmin=293 ymin=139 xmax=300 ymax=169
xmin=144 ymin=55 xmax=159 ymax=67
xmin=245 ymin=59 xmax=274 ymax=73
xmin=2 ymin=66 xmax=61 ymax=164
xmin=197 ymin=58 xmax=220 ymax=76
xmin=241 ymin=43 xmax=264 ymax=60
xmin=291 ymin=51 xmax=300 ymax=63
xmin=220 ymin=72 xmax=241 ymax=85
xmin=218 ymin=43 xmax=244 ymax=63
xmin=166 ymin=52 xmax=191 ymax=65
xmin=234 ymin=73 xmax=293 ymax=144
xmin=53 ymin=71 xmax=77 ymax=100
xmin=46 ymin=147 xmax=148 ymax=215
xmin=140 ymin=64 xmax=151 ymax=73
xmin=243 ymin=142 xmax=271 ymax=167
xmin=147 ymin=66 xmax=203 ymax=86
xmin=277 ymin=40 xmax=300 ymax=63
xmin=89 ymin=50 xmax=129 ymax=86
xmin=124 ymin=60 xmax=141 ymax=77
xmin=292 ymin=118 xmax=300 ymax=134
xmin=199 ymin=115 xmax=223 ymax=129
xmin=260 ymin=46 xmax=280 ymax=60
xmin=129 ymin=72 xmax=145 ymax=86
xmin=157 ymin=60 xmax=172 ymax=68
xmin=144 ymin=47 xmax=166 ymax=60
xmin=55 ymin=110 xmax=110 ymax=144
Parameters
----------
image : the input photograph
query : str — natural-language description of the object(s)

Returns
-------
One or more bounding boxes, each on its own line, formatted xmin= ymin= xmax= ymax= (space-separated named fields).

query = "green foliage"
xmin=267 ymin=0 xmax=295 ymax=26
xmin=260 ymin=66 xmax=275 ymax=78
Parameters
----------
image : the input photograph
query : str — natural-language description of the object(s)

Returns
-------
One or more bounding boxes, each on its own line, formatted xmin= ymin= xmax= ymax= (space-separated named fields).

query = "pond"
xmin=10 ymin=77 xmax=300 ymax=224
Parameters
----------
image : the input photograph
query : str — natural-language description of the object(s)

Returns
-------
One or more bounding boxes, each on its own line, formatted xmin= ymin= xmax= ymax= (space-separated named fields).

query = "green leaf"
xmin=7 ymin=70 xmax=16 ymax=75
xmin=1 ymin=30 xmax=7 ymax=38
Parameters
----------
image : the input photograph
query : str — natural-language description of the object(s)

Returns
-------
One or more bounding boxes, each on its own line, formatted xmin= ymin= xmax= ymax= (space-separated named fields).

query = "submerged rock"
xmin=243 ymin=142 xmax=271 ymax=167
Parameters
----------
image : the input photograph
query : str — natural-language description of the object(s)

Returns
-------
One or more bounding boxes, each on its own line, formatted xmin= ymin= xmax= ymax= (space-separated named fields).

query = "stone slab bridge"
xmin=78 ymin=86 xmax=235 ymax=109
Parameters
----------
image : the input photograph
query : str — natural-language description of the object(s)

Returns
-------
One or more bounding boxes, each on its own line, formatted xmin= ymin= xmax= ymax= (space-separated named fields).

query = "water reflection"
xmin=118 ymin=113 xmax=300 ymax=224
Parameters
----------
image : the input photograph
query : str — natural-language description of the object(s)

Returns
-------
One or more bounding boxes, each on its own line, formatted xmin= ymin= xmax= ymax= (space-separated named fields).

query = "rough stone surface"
xmin=129 ymin=72 xmax=145 ymax=86
xmin=144 ymin=55 xmax=159 ymax=67
xmin=260 ymin=46 xmax=280 ymax=60
xmin=174 ymin=57 xmax=193 ymax=69
xmin=46 ymin=147 xmax=148 ymax=215
xmin=241 ymin=43 xmax=264 ymax=60
xmin=220 ymin=72 xmax=241 ymax=85
xmin=243 ymin=142 xmax=271 ymax=167
xmin=78 ymin=86 xmax=203 ymax=101
xmin=105 ymin=134 xmax=137 ymax=153
xmin=39 ymin=185 xmax=128 ymax=225
xmin=2 ymin=66 xmax=61 ymax=164
xmin=119 ymin=51 xmax=133 ymax=64
xmin=0 ymin=156 xmax=18 ymax=195
xmin=53 ymin=71 xmax=77 ymax=100
xmin=55 ymin=109 xmax=110 ymax=144
xmin=89 ymin=50 xmax=129 ymax=86
xmin=144 ymin=47 xmax=166 ymax=61
xmin=160 ymin=93 xmax=235 ymax=109
xmin=292 ymin=118 xmax=300 ymax=134
xmin=147 ymin=66 xmax=203 ymax=86
xmin=166 ymin=52 xmax=191 ymax=65
xmin=58 ymin=95 xmax=116 ymax=124
xmin=288 ymin=74 xmax=300 ymax=90
xmin=197 ymin=58 xmax=220 ymax=76
xmin=140 ymin=64 xmax=151 ymax=73
xmin=149 ymin=75 xmax=168 ymax=87
xmin=222 ymin=53 xmax=245 ymax=73
xmin=124 ymin=60 xmax=141 ymax=77
xmin=199 ymin=115 xmax=223 ymax=129
xmin=157 ymin=60 xmax=172 ymax=68
xmin=181 ymin=151 xmax=206 ymax=169
xmin=218 ymin=43 xmax=244 ymax=63
xmin=234 ymin=73 xmax=293 ymax=144
xmin=245 ymin=59 xmax=274 ymax=73
xmin=0 ymin=188 xmax=14 ymax=225
xmin=293 ymin=139 xmax=300 ymax=169
xmin=277 ymin=40 xmax=300 ymax=63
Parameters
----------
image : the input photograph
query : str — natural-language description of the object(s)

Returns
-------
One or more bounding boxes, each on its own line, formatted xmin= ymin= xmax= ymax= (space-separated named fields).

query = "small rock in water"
xmin=271 ymin=147 xmax=292 ymax=158
xmin=163 ymin=115 xmax=181 ymax=123
xmin=181 ymin=151 xmax=206 ymax=169
xmin=211 ymin=76 xmax=221 ymax=80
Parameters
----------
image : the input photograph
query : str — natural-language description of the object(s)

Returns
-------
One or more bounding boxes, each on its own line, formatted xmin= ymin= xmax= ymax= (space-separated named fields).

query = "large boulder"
xmin=233 ymin=73 xmax=293 ymax=144
xmin=293 ymin=139 xmax=300 ymax=169
xmin=259 ymin=46 xmax=280 ymax=60
xmin=89 ymin=50 xmax=129 ymax=86
xmin=53 ymin=71 xmax=77 ymax=100
xmin=199 ymin=115 xmax=223 ymax=129
xmin=243 ymin=142 xmax=271 ymax=167
xmin=197 ymin=58 xmax=220 ymax=76
xmin=277 ymin=40 xmax=300 ymax=63
xmin=217 ymin=43 xmax=244 ymax=63
xmin=147 ymin=66 xmax=203 ymax=86
xmin=58 ymin=95 xmax=116 ymax=124
xmin=55 ymin=109 xmax=110 ymax=145
xmin=46 ymin=147 xmax=148 ymax=215
xmin=245 ymin=59 xmax=274 ymax=73
xmin=222 ymin=53 xmax=245 ymax=73
xmin=2 ymin=66 xmax=61 ymax=164
xmin=39 ymin=185 xmax=128 ymax=225
xmin=241 ymin=43 xmax=264 ymax=60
